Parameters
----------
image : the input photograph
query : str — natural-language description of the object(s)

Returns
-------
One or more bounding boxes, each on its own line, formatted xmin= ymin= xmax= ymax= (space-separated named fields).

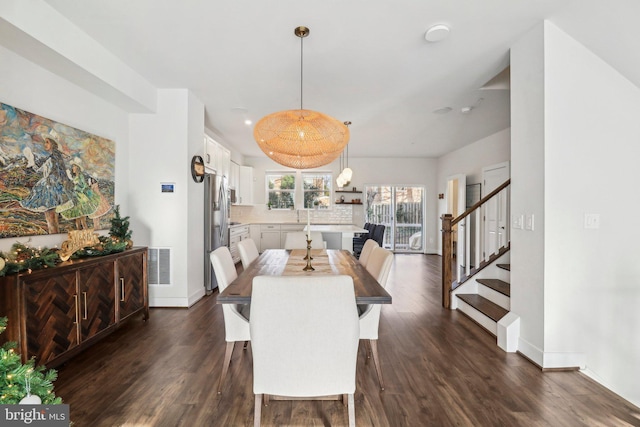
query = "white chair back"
xmin=238 ymin=238 xmax=259 ymax=270
xmin=359 ymin=246 xmax=393 ymax=392
xmin=210 ymin=247 xmax=250 ymax=340
xmin=283 ymin=231 xmax=324 ymax=250
xmin=359 ymin=239 xmax=379 ymax=267
xmin=364 ymin=246 xmax=393 ymax=288
xmin=210 ymin=246 xmax=251 ymax=394
xmin=251 ymin=274 xmax=359 ymax=425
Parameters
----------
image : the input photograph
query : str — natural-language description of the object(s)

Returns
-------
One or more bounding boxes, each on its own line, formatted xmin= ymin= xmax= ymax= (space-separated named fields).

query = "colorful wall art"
xmin=0 ymin=102 xmax=115 ymax=238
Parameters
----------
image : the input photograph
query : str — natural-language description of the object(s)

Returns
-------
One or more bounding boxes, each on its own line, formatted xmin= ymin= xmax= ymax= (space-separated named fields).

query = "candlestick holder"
xmin=303 ymin=239 xmax=315 ymax=271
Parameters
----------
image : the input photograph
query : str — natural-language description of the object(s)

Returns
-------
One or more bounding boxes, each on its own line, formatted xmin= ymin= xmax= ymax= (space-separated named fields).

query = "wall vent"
xmin=148 ymin=247 xmax=172 ymax=285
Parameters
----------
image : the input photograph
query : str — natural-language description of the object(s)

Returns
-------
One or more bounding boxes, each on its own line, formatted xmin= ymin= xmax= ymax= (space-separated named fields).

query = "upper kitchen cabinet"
xmin=238 ymin=165 xmax=254 ymax=205
xmin=229 ymin=161 xmax=240 ymax=190
xmin=203 ymin=135 xmax=231 ymax=178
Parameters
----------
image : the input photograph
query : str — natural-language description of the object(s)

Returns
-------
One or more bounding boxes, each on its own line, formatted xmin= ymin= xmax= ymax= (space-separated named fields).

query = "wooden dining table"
xmin=216 ymin=249 xmax=392 ymax=305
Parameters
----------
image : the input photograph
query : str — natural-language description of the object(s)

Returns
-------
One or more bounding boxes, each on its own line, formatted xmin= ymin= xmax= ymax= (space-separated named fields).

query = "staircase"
xmin=442 ymin=179 xmax=517 ymax=350
xmin=452 ymin=255 xmax=510 ymax=336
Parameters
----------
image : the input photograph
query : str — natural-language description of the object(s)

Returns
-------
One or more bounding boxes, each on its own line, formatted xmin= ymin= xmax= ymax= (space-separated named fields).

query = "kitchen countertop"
xmin=304 ymin=224 xmax=368 ymax=234
xmin=229 ymin=222 xmax=361 ymax=226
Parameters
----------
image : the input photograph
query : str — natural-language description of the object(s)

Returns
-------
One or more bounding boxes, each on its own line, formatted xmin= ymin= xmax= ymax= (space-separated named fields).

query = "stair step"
xmin=457 ymin=294 xmax=508 ymax=322
xmin=477 ymin=278 xmax=510 ymax=297
xmin=497 ymin=263 xmax=510 ymax=271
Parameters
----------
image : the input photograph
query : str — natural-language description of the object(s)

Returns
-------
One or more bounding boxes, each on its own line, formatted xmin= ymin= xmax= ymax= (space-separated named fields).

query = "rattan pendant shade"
xmin=254 ymin=109 xmax=349 ymax=169
xmin=254 ymin=26 xmax=349 ymax=169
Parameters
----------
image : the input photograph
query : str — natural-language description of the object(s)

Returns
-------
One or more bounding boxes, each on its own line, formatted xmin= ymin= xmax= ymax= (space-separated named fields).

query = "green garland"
xmin=0 ymin=317 xmax=62 ymax=404
xmin=0 ymin=243 xmax=60 ymax=277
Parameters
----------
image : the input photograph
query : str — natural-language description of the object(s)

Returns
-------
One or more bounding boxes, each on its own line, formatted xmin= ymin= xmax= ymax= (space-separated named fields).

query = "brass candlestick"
xmin=303 ymin=239 xmax=315 ymax=271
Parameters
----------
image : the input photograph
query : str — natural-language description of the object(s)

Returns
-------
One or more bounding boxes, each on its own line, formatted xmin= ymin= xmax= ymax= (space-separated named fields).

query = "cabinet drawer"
xmin=280 ymin=224 xmax=305 ymax=231
xmin=261 ymin=224 xmax=280 ymax=231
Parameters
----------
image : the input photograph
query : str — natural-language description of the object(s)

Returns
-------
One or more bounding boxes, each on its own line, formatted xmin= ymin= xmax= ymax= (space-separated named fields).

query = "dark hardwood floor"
xmin=54 ymin=255 xmax=640 ymax=426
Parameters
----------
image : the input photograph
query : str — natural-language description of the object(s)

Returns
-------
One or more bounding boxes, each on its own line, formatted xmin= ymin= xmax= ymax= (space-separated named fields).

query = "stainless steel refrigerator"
xmin=204 ymin=172 xmax=230 ymax=293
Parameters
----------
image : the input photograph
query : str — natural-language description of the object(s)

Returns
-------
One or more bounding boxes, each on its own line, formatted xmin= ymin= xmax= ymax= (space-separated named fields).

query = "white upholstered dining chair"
xmin=358 ymin=239 xmax=379 ymax=268
xmin=283 ymin=231 xmax=324 ymax=249
xmin=359 ymin=246 xmax=393 ymax=390
xmin=210 ymin=246 xmax=251 ymax=394
xmin=237 ymin=238 xmax=259 ymax=270
xmin=250 ymin=275 xmax=360 ymax=427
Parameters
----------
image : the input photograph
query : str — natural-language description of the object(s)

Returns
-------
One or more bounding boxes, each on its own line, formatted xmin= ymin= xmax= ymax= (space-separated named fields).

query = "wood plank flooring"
xmin=54 ymin=255 xmax=640 ymax=426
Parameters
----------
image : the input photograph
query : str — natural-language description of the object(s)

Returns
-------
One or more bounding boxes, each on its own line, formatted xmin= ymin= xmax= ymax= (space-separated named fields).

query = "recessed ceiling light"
xmin=425 ymin=24 xmax=450 ymax=42
xmin=433 ymin=107 xmax=452 ymax=114
xmin=461 ymin=106 xmax=473 ymax=114
xmin=244 ymin=119 xmax=252 ymax=126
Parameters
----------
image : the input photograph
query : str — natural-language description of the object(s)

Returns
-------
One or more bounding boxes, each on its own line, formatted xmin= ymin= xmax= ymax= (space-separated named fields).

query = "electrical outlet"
xmin=584 ymin=213 xmax=600 ymax=229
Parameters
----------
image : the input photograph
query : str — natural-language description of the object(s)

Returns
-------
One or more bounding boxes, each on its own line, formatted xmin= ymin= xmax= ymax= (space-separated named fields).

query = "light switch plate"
xmin=512 ymin=214 xmax=523 ymax=229
xmin=525 ymin=214 xmax=534 ymax=231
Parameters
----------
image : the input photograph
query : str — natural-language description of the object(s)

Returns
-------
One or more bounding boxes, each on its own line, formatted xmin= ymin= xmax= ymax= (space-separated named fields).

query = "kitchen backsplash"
xmin=231 ymin=204 xmax=359 ymax=224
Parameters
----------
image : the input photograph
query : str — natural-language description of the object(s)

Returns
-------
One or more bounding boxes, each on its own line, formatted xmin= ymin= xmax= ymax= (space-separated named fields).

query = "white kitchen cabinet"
xmin=229 ymin=224 xmax=250 ymax=264
xmin=229 ymin=161 xmax=239 ymax=191
xmin=260 ymin=224 xmax=281 ymax=252
xmin=249 ymin=225 xmax=261 ymax=249
xmin=220 ymin=146 xmax=231 ymax=178
xmin=204 ymin=135 xmax=217 ymax=173
xmin=203 ymin=134 xmax=231 ymax=178
xmin=238 ymin=165 xmax=254 ymax=205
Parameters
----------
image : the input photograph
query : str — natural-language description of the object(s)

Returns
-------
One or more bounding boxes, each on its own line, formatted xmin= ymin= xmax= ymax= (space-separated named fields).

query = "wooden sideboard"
xmin=0 ymin=247 xmax=149 ymax=368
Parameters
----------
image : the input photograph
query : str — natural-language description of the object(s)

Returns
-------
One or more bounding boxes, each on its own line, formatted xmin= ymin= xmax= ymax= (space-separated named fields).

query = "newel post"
xmin=441 ymin=214 xmax=453 ymax=309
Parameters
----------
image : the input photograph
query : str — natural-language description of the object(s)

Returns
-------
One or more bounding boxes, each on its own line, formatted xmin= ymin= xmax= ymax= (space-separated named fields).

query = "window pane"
xmin=302 ymin=173 xmax=332 ymax=209
xmin=266 ymin=173 xmax=296 ymax=209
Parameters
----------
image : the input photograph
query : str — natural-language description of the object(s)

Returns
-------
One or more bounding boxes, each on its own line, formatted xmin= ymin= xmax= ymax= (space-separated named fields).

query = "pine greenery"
xmin=0 ymin=317 xmax=62 ymax=404
xmin=109 ymin=205 xmax=132 ymax=243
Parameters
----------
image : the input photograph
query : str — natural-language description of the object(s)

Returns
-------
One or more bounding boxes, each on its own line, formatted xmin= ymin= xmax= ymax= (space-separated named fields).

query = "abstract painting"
xmin=0 ymin=101 xmax=115 ymax=238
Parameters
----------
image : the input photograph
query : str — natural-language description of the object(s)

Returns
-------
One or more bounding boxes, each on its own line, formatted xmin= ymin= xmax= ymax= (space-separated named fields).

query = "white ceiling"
xmin=33 ymin=0 xmax=640 ymax=159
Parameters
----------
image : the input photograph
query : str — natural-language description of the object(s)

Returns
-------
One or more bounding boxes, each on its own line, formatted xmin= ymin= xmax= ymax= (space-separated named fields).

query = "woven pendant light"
xmin=254 ymin=26 xmax=349 ymax=169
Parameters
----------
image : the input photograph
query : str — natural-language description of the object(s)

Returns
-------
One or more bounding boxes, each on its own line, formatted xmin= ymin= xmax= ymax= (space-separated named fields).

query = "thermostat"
xmin=161 ymin=182 xmax=175 ymax=193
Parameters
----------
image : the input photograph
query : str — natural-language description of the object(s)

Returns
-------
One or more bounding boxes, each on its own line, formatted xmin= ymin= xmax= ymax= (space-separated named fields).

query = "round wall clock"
xmin=191 ymin=155 xmax=205 ymax=183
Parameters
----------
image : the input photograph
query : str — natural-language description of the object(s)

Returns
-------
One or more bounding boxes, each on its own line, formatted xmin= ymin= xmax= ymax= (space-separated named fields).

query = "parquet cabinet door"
xmin=22 ymin=272 xmax=79 ymax=365
xmin=78 ymin=264 xmax=116 ymax=341
xmin=116 ymin=251 xmax=145 ymax=321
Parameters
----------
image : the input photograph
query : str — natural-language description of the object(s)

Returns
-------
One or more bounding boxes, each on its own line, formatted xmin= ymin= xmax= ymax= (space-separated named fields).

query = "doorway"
xmin=364 ymin=185 xmax=425 ymax=253
xmin=482 ymin=161 xmax=510 ymax=257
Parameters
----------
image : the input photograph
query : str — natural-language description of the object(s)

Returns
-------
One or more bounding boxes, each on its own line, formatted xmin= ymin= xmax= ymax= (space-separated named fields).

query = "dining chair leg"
xmin=218 ymin=341 xmax=235 ymax=394
xmin=363 ymin=339 xmax=372 ymax=364
xmin=347 ymin=393 xmax=356 ymax=427
xmin=254 ymin=394 xmax=262 ymax=427
xmin=369 ymin=339 xmax=385 ymax=391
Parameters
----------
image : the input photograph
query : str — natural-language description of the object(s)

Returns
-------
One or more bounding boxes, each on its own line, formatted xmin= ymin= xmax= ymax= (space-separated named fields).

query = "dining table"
xmin=216 ymin=249 xmax=392 ymax=305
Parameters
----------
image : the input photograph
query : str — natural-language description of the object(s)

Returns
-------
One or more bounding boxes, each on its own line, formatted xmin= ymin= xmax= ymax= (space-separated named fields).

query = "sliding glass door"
xmin=365 ymin=185 xmax=424 ymax=253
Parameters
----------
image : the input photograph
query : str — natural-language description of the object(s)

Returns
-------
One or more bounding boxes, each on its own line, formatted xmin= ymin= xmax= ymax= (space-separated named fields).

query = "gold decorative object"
xmin=254 ymin=26 xmax=349 ymax=169
xmin=303 ymin=239 xmax=315 ymax=271
xmin=59 ymin=229 xmax=101 ymax=261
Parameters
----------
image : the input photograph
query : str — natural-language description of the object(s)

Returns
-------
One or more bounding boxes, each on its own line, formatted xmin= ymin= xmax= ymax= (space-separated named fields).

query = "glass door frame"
xmin=364 ymin=184 xmax=426 ymax=253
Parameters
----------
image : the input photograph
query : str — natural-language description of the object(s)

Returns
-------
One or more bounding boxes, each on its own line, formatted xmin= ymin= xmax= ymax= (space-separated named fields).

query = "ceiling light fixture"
xmin=253 ymin=26 xmax=349 ymax=169
xmin=425 ymin=24 xmax=450 ymax=42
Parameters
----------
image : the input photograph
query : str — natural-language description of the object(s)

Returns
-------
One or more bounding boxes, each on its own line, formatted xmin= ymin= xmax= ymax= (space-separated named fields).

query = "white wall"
xmin=435 ymin=128 xmax=511 ymax=254
xmin=0 ymin=44 xmax=130 ymax=253
xmin=544 ymin=22 xmax=640 ymax=406
xmin=512 ymin=20 xmax=640 ymax=408
xmin=129 ymin=89 xmax=205 ymax=307
xmin=510 ymin=23 xmax=547 ymax=366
